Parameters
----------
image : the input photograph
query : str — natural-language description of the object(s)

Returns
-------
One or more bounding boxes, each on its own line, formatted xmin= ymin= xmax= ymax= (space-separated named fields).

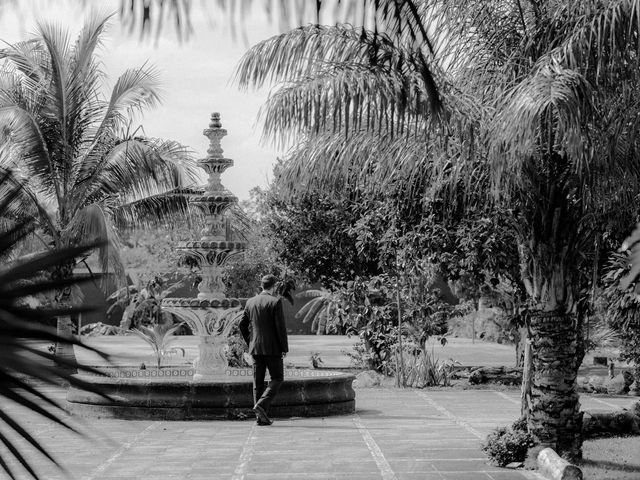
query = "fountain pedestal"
xmin=193 ymin=335 xmax=227 ymax=380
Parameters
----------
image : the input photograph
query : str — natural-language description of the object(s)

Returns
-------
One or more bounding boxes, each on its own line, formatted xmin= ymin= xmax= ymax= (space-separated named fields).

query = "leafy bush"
xmin=482 ymin=419 xmax=535 ymax=466
xmin=399 ymin=342 xmax=458 ymax=387
xmin=309 ymin=275 xmax=454 ymax=374
xmin=225 ymin=331 xmax=249 ymax=367
xmin=602 ymin=252 xmax=640 ymax=376
xmin=112 ymin=275 xmax=197 ymax=333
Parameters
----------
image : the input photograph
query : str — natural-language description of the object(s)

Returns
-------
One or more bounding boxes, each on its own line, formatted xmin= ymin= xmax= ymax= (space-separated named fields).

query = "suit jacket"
xmin=239 ymin=292 xmax=288 ymax=355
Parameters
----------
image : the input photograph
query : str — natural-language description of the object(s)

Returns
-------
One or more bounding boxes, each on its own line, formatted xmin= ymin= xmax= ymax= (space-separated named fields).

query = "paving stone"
xmin=393 ymin=473 xmax=445 ymax=480
xmin=244 ymin=474 xmax=337 ymax=480
xmin=438 ymin=473 xmax=496 ymax=480
xmin=486 ymin=472 xmax=534 ymax=480
xmin=385 ymin=448 xmax=485 ymax=460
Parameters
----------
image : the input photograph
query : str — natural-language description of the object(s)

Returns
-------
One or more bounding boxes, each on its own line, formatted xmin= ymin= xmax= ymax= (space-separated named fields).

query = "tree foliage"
xmin=235 ymin=0 xmax=640 ymax=457
xmin=0 ymin=14 xmax=198 ymax=287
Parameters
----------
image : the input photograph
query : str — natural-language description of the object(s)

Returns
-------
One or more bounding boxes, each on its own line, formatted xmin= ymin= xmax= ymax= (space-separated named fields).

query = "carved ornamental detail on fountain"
xmin=162 ymin=113 xmax=246 ymax=380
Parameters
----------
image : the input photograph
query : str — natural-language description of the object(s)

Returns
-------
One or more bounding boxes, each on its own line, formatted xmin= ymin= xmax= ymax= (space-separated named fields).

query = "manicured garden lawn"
xmin=580 ymin=436 xmax=640 ymax=479
xmin=72 ymin=335 xmax=518 ymax=369
xmin=70 ymin=334 xmax=627 ymax=375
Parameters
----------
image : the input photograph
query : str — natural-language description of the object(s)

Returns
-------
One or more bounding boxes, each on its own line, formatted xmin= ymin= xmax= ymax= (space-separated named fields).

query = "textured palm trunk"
xmin=515 ymin=325 xmax=528 ymax=367
xmin=528 ymin=310 xmax=583 ymax=459
xmin=52 ymin=261 xmax=78 ymax=372
xmin=520 ymin=337 xmax=532 ymax=419
xmin=630 ymin=365 xmax=640 ymax=396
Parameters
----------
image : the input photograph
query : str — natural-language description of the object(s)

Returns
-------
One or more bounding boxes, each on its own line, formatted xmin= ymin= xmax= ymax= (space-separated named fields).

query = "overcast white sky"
xmin=0 ymin=0 xmax=290 ymax=200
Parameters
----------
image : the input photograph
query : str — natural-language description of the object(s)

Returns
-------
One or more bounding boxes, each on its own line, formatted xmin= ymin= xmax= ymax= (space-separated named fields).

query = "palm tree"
xmin=235 ymin=0 xmax=640 ymax=458
xmin=0 ymin=14 xmax=198 ymax=365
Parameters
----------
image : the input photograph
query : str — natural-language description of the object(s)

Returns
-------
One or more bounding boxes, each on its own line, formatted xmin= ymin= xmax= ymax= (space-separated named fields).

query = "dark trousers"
xmin=252 ymin=355 xmax=284 ymax=413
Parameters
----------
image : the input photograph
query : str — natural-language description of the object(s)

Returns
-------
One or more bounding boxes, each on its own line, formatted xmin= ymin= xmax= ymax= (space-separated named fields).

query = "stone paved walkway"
xmin=2 ymin=385 xmax=633 ymax=480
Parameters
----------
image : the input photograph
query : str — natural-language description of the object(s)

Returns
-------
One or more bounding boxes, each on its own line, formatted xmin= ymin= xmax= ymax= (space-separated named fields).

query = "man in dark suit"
xmin=239 ymin=274 xmax=288 ymax=426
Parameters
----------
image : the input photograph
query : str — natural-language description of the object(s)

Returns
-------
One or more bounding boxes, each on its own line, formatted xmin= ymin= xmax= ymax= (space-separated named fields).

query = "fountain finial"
xmin=210 ymin=112 xmax=222 ymax=128
xmin=203 ymin=112 xmax=227 ymax=160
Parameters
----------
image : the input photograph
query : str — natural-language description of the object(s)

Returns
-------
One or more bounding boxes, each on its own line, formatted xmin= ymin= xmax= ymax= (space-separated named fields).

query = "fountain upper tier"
xmin=166 ymin=113 xmax=246 ymax=304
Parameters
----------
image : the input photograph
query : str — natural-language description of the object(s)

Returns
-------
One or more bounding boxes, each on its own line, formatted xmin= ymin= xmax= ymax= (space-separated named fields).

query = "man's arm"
xmin=274 ymin=298 xmax=288 ymax=353
xmin=239 ymin=309 xmax=251 ymax=346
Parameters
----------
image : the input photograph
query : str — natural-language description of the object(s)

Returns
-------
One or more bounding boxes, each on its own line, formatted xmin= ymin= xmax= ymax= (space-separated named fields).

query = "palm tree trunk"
xmin=520 ymin=337 xmax=532 ymax=419
xmin=515 ymin=324 xmax=527 ymax=367
xmin=630 ymin=365 xmax=640 ymax=396
xmin=528 ymin=310 xmax=584 ymax=459
xmin=53 ymin=261 xmax=78 ymax=372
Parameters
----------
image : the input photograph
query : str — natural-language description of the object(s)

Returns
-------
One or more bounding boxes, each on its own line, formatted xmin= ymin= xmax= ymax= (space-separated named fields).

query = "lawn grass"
xmin=579 ymin=436 xmax=640 ymax=480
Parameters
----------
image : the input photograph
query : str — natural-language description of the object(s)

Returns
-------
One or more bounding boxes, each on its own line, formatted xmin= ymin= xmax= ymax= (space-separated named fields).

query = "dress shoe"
xmin=253 ymin=404 xmax=272 ymax=424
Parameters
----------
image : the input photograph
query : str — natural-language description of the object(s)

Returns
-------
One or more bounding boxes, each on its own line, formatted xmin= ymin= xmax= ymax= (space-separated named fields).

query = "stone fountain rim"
xmin=175 ymin=240 xmax=246 ymax=248
xmin=71 ymin=369 xmax=355 ymax=384
xmin=161 ymin=297 xmax=247 ymax=307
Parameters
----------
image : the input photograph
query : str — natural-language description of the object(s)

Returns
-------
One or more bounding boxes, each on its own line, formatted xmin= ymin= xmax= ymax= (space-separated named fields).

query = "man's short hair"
xmin=261 ymin=274 xmax=277 ymax=290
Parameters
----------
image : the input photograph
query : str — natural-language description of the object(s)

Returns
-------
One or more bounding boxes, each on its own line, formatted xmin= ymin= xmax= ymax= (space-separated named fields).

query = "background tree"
xmin=0 ymin=14 xmax=198 ymax=364
xmin=257 ymin=179 xmax=383 ymax=284
xmin=234 ymin=0 xmax=640 ymax=458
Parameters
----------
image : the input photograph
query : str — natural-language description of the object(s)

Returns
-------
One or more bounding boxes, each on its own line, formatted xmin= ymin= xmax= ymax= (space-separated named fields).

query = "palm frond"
xmin=235 ymin=23 xmax=440 ymax=137
xmin=111 ymin=191 xmax=192 ymax=229
xmin=0 ymin=101 xmax=59 ymax=202
xmin=296 ymin=296 xmax=328 ymax=324
xmin=549 ymin=0 xmax=640 ymax=79
xmin=62 ymin=203 xmax=125 ymax=291
xmin=0 ymin=40 xmax=48 ymax=89
xmin=620 ymin=223 xmax=640 ymax=289
xmin=235 ymin=24 xmax=393 ymax=89
xmin=0 ymin=216 xmax=112 ymax=479
xmin=490 ymin=60 xmax=593 ymax=181
xmin=66 ymin=14 xmax=111 ymax=171
xmin=80 ymin=138 xmax=196 ymax=206
xmin=258 ymin=62 xmax=432 ymax=149
xmin=36 ymin=20 xmax=73 ymax=191
xmin=72 ymin=63 xmax=164 ymax=194
xmin=274 ymin=128 xmax=431 ymax=197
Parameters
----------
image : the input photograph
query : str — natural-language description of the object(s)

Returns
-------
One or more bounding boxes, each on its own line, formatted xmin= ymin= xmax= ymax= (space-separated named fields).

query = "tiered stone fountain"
xmin=66 ymin=113 xmax=355 ymax=420
xmin=161 ymin=112 xmax=247 ymax=380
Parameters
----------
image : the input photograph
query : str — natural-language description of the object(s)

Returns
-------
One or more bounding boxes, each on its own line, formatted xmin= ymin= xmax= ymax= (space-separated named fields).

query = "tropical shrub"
xmin=225 ymin=325 xmax=250 ymax=367
xmin=602 ymin=252 xmax=640 ymax=382
xmin=301 ymin=275 xmax=454 ymax=375
xmin=399 ymin=340 xmax=458 ymax=388
xmin=112 ymin=274 xmax=197 ymax=333
xmin=131 ymin=323 xmax=186 ymax=368
xmin=295 ymin=289 xmax=343 ymax=335
xmin=482 ymin=419 xmax=536 ymax=467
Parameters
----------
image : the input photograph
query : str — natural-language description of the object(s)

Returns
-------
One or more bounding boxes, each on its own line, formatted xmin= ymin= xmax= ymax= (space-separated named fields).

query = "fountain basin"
xmin=66 ymin=368 xmax=356 ymax=420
